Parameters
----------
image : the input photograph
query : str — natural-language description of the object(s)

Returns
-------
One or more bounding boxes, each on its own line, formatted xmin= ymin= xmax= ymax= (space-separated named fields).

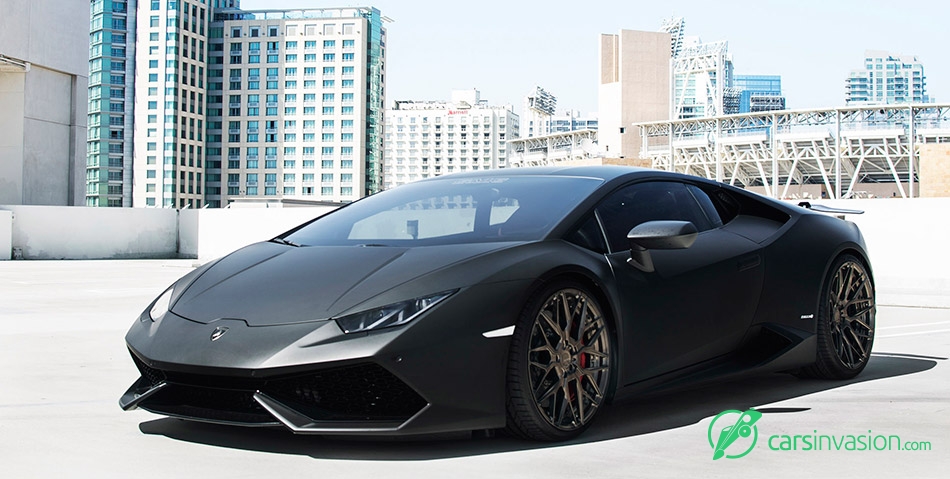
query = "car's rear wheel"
xmin=800 ymin=254 xmax=875 ymax=379
xmin=505 ymin=281 xmax=612 ymax=441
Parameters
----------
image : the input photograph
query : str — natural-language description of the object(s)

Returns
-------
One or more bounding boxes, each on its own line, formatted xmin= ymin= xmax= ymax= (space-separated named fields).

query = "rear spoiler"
xmin=797 ymin=202 xmax=864 ymax=215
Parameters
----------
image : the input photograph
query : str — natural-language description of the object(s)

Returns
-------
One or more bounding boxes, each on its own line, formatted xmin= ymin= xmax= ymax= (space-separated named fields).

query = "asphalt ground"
xmin=1 ymin=260 xmax=947 ymax=478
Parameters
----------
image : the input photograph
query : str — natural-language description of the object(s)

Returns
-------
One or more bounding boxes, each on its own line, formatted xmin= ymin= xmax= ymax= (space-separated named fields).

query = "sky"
xmin=241 ymin=0 xmax=949 ymax=115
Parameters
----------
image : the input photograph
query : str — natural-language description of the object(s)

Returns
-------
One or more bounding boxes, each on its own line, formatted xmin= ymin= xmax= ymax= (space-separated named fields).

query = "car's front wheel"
xmin=800 ymin=254 xmax=876 ymax=379
xmin=505 ymin=281 xmax=613 ymax=441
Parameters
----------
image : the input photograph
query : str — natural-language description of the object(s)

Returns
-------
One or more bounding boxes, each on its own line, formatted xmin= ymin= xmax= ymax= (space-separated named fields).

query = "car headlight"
xmin=334 ymin=290 xmax=456 ymax=334
xmin=148 ymin=287 xmax=174 ymax=321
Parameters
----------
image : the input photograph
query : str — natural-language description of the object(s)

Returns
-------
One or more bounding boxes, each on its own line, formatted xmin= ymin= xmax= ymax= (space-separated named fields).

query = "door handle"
xmin=737 ymin=255 xmax=761 ymax=272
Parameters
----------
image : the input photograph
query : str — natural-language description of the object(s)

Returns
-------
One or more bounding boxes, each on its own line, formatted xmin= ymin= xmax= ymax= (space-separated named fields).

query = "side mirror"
xmin=626 ymin=221 xmax=698 ymax=272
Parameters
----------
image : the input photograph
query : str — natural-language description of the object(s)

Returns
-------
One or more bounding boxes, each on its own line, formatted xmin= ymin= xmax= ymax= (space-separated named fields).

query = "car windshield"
xmin=284 ymin=175 xmax=603 ymax=246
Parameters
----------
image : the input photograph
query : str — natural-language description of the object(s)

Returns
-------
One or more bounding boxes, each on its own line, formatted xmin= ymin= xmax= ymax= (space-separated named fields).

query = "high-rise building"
xmin=1 ymin=0 xmax=88 ymax=206
xmin=521 ymin=88 xmax=596 ymax=137
xmin=670 ymin=37 xmax=733 ymax=119
xmin=724 ymin=75 xmax=786 ymax=114
xmin=661 ymin=17 xmax=740 ymax=120
xmin=131 ymin=2 xmax=387 ymax=208
xmin=598 ymin=29 xmax=671 ymax=159
xmin=846 ymin=50 xmax=929 ymax=105
xmin=209 ymin=7 xmax=386 ymax=206
xmin=382 ymin=89 xmax=519 ymax=189
xmin=549 ymin=110 xmax=597 ymax=133
xmin=132 ymin=0 xmax=213 ymax=208
xmin=522 ymin=86 xmax=556 ymax=138
xmin=87 ymin=0 xmax=137 ymax=207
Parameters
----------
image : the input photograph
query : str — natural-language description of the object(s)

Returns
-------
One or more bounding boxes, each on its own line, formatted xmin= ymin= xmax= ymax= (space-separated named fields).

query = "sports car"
xmin=120 ymin=166 xmax=876 ymax=441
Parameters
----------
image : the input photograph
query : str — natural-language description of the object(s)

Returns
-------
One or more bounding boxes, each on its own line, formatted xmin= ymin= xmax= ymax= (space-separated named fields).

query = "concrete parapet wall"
xmin=0 ymin=205 xmax=179 ymax=260
xmin=190 ymin=207 xmax=334 ymax=261
xmin=1 ymin=199 xmax=948 ymax=308
xmin=794 ymin=198 xmax=950 ymax=307
xmin=0 ymin=205 xmax=335 ymax=261
xmin=0 ymin=210 xmax=11 ymax=260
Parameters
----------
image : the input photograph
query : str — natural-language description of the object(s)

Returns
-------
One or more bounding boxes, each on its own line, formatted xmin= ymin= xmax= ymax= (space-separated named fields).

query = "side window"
xmin=565 ymin=215 xmax=607 ymax=254
xmin=597 ymin=181 xmax=714 ymax=253
xmin=686 ymin=184 xmax=724 ymax=227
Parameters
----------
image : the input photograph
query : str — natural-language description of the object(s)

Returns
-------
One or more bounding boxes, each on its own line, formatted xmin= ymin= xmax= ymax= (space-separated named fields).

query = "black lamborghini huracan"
xmin=120 ymin=166 xmax=875 ymax=441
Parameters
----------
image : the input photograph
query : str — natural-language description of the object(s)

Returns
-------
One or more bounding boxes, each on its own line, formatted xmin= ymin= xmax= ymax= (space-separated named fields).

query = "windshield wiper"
xmin=271 ymin=237 xmax=301 ymax=247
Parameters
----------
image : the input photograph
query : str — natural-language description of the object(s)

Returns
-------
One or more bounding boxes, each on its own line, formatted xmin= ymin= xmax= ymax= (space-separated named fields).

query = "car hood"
xmin=169 ymin=241 xmax=517 ymax=326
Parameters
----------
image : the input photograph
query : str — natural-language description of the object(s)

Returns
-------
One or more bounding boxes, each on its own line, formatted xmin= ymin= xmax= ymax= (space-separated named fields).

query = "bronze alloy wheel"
xmin=799 ymin=254 xmax=876 ymax=379
xmin=828 ymin=259 xmax=876 ymax=369
xmin=506 ymin=282 xmax=612 ymax=440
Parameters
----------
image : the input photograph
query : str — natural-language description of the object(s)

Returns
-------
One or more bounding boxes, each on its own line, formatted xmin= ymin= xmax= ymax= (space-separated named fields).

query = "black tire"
xmin=798 ymin=254 xmax=875 ymax=379
xmin=505 ymin=281 xmax=613 ymax=441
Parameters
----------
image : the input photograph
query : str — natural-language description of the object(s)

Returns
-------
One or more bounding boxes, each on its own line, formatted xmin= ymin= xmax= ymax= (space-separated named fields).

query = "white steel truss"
xmin=508 ymin=130 xmax=600 ymax=167
xmin=671 ymin=41 xmax=730 ymax=119
xmin=660 ymin=17 xmax=686 ymax=58
xmin=637 ymin=104 xmax=950 ymax=198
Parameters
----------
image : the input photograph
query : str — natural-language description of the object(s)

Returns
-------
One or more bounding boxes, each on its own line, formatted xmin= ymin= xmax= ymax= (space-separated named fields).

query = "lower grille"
xmin=129 ymin=351 xmax=427 ymax=425
xmin=132 ymin=354 xmax=166 ymax=387
xmin=266 ymin=363 xmax=428 ymax=421
xmin=142 ymin=383 xmax=276 ymax=425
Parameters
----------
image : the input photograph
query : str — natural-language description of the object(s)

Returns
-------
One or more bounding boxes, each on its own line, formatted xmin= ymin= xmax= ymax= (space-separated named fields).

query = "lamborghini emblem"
xmin=210 ymin=326 xmax=229 ymax=341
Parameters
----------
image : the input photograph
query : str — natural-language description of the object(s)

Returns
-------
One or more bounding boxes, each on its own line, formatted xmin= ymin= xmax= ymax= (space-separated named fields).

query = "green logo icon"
xmin=708 ymin=409 xmax=762 ymax=460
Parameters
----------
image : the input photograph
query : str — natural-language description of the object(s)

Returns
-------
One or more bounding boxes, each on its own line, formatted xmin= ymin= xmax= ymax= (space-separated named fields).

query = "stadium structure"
xmin=635 ymin=103 xmax=950 ymax=199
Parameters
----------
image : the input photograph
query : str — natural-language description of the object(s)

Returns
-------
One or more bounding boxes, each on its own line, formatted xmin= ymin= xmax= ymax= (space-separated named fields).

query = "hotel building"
xmin=382 ymin=89 xmax=518 ymax=189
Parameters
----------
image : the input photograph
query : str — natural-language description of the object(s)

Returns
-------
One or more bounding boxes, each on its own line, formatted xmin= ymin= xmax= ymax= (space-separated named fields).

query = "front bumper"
xmin=120 ymin=280 xmax=529 ymax=435
xmin=120 ymin=354 xmax=430 ymax=432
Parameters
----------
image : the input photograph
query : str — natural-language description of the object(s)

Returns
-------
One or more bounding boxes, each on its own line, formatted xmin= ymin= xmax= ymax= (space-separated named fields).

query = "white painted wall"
xmin=178 ymin=209 xmax=200 ymax=259
xmin=0 ymin=200 xmax=948 ymax=307
xmin=192 ymin=207 xmax=334 ymax=261
xmin=0 ymin=210 xmax=11 ymax=260
xmin=0 ymin=205 xmax=336 ymax=261
xmin=1 ymin=205 xmax=179 ymax=260
xmin=790 ymin=198 xmax=950 ymax=308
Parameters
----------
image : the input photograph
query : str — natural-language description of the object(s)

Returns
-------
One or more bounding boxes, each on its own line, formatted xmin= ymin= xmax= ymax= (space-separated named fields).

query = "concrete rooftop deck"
xmin=1 ymin=260 xmax=948 ymax=478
